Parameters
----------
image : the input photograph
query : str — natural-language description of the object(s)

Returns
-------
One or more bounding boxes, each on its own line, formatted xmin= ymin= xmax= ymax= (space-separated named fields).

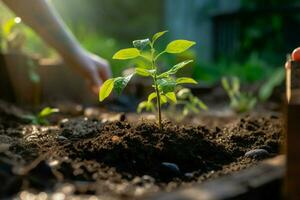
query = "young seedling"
xmin=24 ymin=107 xmax=59 ymax=125
xmin=176 ymin=88 xmax=208 ymax=116
xmin=163 ymin=87 xmax=208 ymax=122
xmin=222 ymin=77 xmax=257 ymax=113
xmin=99 ymin=31 xmax=197 ymax=129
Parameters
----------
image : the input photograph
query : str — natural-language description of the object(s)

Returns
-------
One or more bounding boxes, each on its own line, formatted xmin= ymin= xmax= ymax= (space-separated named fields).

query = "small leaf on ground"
xmin=39 ymin=107 xmax=59 ymax=118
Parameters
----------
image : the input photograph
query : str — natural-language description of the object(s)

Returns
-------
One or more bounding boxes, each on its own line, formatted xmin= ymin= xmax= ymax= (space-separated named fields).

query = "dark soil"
xmin=0 ymin=101 xmax=284 ymax=200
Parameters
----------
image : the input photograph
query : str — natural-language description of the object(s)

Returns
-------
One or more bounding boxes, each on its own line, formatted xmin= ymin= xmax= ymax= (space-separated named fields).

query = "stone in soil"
xmin=245 ymin=149 xmax=270 ymax=159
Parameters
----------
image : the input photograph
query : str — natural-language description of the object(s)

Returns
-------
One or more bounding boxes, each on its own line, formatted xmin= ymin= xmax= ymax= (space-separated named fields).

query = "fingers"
xmin=86 ymin=52 xmax=112 ymax=95
xmin=89 ymin=53 xmax=112 ymax=81
xmin=90 ymin=71 xmax=103 ymax=95
xmin=99 ymin=61 xmax=112 ymax=81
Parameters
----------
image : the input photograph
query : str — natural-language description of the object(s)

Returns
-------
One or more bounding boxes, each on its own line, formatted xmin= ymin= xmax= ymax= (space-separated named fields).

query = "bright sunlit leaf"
xmin=136 ymin=68 xmax=155 ymax=77
xmin=38 ymin=107 xmax=59 ymax=118
xmin=148 ymin=92 xmax=157 ymax=102
xmin=99 ymin=79 xmax=115 ymax=102
xmin=165 ymin=92 xmax=177 ymax=103
xmin=165 ymin=40 xmax=196 ymax=54
xmin=152 ymin=30 xmax=168 ymax=44
xmin=176 ymin=77 xmax=197 ymax=85
xmin=158 ymin=60 xmax=193 ymax=78
xmin=113 ymin=48 xmax=140 ymax=60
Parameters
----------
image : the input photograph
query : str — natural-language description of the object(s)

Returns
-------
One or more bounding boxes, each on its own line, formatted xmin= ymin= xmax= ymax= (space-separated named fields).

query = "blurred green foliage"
xmin=237 ymin=0 xmax=300 ymax=65
xmin=193 ymin=53 xmax=275 ymax=85
xmin=0 ymin=0 xmax=291 ymax=89
xmin=222 ymin=76 xmax=257 ymax=113
xmin=0 ymin=3 xmax=56 ymax=57
xmin=52 ymin=0 xmax=162 ymax=41
xmin=241 ymin=0 xmax=298 ymax=8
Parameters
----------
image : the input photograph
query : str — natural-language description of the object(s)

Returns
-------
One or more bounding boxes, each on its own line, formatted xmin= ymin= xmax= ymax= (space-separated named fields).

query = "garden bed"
xmin=0 ymin=100 xmax=284 ymax=199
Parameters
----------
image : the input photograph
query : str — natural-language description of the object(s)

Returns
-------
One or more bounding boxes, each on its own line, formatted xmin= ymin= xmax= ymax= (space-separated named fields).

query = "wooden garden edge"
xmin=149 ymin=155 xmax=285 ymax=200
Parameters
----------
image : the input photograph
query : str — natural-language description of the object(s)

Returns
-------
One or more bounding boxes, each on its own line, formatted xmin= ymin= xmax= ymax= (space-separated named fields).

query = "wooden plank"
xmin=285 ymin=61 xmax=300 ymax=200
xmin=149 ymin=155 xmax=285 ymax=200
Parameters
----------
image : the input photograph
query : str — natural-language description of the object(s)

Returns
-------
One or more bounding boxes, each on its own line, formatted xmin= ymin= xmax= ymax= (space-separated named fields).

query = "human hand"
xmin=87 ymin=52 xmax=112 ymax=94
xmin=68 ymin=50 xmax=112 ymax=95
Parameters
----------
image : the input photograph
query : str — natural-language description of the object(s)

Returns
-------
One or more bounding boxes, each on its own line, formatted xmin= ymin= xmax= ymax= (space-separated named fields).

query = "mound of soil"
xmin=0 ymin=102 xmax=284 ymax=199
xmin=59 ymin=119 xmax=232 ymax=181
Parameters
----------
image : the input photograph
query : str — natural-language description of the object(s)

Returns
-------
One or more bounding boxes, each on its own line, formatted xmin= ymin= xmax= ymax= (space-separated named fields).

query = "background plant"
xmin=23 ymin=107 xmax=59 ymax=125
xmin=176 ymin=88 xmax=208 ymax=116
xmin=164 ymin=87 xmax=207 ymax=121
xmin=99 ymin=31 xmax=198 ymax=129
xmin=222 ymin=76 xmax=257 ymax=113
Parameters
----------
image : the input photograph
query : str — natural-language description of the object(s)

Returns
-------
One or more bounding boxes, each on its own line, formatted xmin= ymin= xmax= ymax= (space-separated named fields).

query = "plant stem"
xmin=150 ymin=44 xmax=162 ymax=129
xmin=154 ymin=75 xmax=162 ymax=129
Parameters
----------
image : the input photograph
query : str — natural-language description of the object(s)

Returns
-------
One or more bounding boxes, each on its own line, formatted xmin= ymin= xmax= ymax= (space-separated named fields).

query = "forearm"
xmin=2 ymin=0 xmax=84 ymax=62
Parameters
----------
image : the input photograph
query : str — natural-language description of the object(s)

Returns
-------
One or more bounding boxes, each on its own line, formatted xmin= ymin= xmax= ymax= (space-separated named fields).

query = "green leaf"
xmin=176 ymin=77 xmax=197 ymax=85
xmin=137 ymin=101 xmax=155 ymax=113
xmin=99 ymin=78 xmax=115 ymax=102
xmin=133 ymin=39 xmax=150 ymax=50
xmin=148 ymin=92 xmax=157 ymax=102
xmin=135 ymin=68 xmax=155 ymax=77
xmin=137 ymin=101 xmax=148 ymax=113
xmin=259 ymin=68 xmax=284 ymax=101
xmin=113 ymin=48 xmax=140 ymax=60
xmin=183 ymin=106 xmax=189 ymax=116
xmin=177 ymin=88 xmax=191 ymax=99
xmin=196 ymin=99 xmax=208 ymax=110
xmin=221 ymin=77 xmax=230 ymax=92
xmin=38 ymin=107 xmax=59 ymax=118
xmin=165 ymin=40 xmax=196 ymax=54
xmin=186 ymin=103 xmax=200 ymax=114
xmin=152 ymin=31 xmax=168 ymax=44
xmin=158 ymin=60 xmax=193 ymax=78
xmin=114 ymin=74 xmax=134 ymax=95
xmin=160 ymin=95 xmax=168 ymax=104
xmin=3 ymin=18 xmax=16 ymax=37
xmin=232 ymin=77 xmax=240 ymax=93
xmin=165 ymin=92 xmax=177 ymax=103
xmin=157 ymin=78 xmax=177 ymax=93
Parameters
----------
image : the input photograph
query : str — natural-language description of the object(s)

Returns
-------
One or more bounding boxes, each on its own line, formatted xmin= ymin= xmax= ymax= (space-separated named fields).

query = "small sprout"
xmin=99 ymin=31 xmax=197 ymax=129
xmin=222 ymin=77 xmax=257 ymax=113
xmin=24 ymin=107 xmax=59 ymax=125
xmin=176 ymin=88 xmax=208 ymax=116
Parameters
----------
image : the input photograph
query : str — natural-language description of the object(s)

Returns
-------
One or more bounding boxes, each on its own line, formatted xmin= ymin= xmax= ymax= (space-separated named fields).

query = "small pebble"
xmin=184 ymin=172 xmax=194 ymax=180
xmin=160 ymin=162 xmax=181 ymax=179
xmin=142 ymin=175 xmax=155 ymax=183
xmin=57 ymin=136 xmax=68 ymax=141
xmin=245 ymin=149 xmax=269 ymax=159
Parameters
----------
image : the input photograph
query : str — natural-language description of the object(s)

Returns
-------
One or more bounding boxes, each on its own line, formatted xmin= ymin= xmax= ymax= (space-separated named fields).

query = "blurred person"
xmin=2 ymin=0 xmax=111 ymax=94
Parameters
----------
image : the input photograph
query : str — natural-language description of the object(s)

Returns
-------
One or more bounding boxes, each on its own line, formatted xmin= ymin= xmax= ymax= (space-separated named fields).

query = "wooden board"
xmin=149 ymin=155 xmax=285 ymax=200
